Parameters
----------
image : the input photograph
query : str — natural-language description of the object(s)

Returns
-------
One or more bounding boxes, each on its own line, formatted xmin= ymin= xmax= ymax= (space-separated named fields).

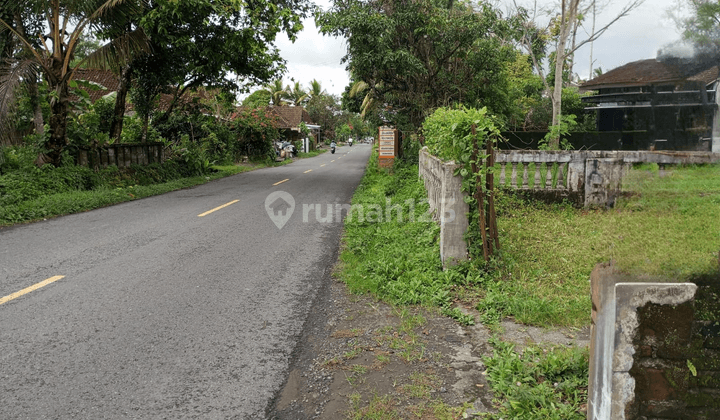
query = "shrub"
xmin=422 ymin=105 xmax=500 ymax=162
xmin=234 ymin=107 xmax=280 ymax=161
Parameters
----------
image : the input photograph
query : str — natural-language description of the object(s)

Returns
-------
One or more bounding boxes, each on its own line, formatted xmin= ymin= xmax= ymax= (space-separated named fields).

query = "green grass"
xmin=298 ymin=149 xmax=327 ymax=158
xmin=338 ymin=150 xmax=447 ymax=306
xmin=481 ymin=338 xmax=589 ymax=420
xmin=476 ymin=163 xmax=720 ymax=328
xmin=337 ymin=154 xmax=719 ymax=330
xmin=336 ymin=159 xmax=719 ymax=419
xmin=0 ymin=153 xmax=324 ymax=226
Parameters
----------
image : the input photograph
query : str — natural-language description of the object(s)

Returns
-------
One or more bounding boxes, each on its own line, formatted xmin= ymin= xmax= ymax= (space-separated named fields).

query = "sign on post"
xmin=378 ymin=126 xmax=398 ymax=167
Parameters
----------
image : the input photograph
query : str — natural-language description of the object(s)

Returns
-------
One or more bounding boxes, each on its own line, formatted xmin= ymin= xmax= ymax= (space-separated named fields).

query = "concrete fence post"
xmin=419 ymin=148 xmax=469 ymax=266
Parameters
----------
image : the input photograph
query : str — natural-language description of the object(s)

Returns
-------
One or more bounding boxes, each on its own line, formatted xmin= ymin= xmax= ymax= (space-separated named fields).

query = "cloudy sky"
xmin=267 ymin=0 xmax=688 ymax=98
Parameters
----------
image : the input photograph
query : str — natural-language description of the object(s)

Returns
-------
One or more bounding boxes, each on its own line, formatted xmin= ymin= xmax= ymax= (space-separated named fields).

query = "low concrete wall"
xmin=496 ymin=150 xmax=720 ymax=207
xmin=418 ymin=148 xmax=469 ymax=266
xmin=588 ymin=263 xmax=720 ymax=420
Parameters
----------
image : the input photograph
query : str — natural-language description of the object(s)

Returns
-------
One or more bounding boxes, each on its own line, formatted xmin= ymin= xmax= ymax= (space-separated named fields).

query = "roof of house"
xmin=581 ymin=59 xmax=685 ymax=89
xmin=580 ymin=58 xmax=720 ymax=91
xmin=270 ymin=105 xmax=315 ymax=129
xmin=687 ymin=65 xmax=720 ymax=85
xmin=71 ymin=68 xmax=121 ymax=103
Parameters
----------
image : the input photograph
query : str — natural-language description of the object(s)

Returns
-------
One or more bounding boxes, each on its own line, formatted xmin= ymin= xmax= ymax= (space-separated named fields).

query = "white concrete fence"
xmin=495 ymin=150 xmax=720 ymax=207
xmin=418 ymin=148 xmax=469 ymax=266
xmin=420 ymin=148 xmax=720 ymax=264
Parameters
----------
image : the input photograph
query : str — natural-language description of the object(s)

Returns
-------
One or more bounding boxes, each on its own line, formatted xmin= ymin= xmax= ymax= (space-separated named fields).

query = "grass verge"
xmin=0 ymin=156 xmax=314 ymax=227
xmin=335 ymin=155 xmax=718 ymax=418
xmin=481 ymin=338 xmax=589 ymax=419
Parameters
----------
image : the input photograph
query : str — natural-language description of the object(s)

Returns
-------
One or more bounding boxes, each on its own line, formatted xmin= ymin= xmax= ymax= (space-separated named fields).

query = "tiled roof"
xmin=687 ymin=66 xmax=719 ymax=85
xmin=71 ymin=68 xmax=121 ymax=103
xmin=581 ymin=59 xmax=685 ymax=89
xmin=270 ymin=105 xmax=315 ymax=128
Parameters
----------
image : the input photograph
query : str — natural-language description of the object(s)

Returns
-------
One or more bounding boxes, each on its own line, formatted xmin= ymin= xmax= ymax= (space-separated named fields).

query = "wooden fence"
xmin=77 ymin=143 xmax=167 ymax=169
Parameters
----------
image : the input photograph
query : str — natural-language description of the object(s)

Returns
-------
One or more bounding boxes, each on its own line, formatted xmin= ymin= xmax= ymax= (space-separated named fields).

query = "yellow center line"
xmin=304 ymin=169 xmax=313 ymax=173
xmin=331 ymin=160 xmax=335 ymax=162
xmin=198 ymin=199 xmax=239 ymax=217
xmin=320 ymin=164 xmax=326 ymax=167
xmin=273 ymin=178 xmax=290 ymax=186
xmin=0 ymin=276 xmax=65 ymax=305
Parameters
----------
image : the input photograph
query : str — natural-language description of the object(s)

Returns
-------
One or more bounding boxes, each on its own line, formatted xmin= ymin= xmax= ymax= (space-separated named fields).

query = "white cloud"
xmin=274 ymin=17 xmax=350 ymax=96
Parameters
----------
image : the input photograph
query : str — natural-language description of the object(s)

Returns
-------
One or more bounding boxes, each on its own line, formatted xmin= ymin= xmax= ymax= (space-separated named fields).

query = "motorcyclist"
xmin=348 ymin=138 xmax=353 ymax=147
xmin=330 ymin=141 xmax=336 ymax=154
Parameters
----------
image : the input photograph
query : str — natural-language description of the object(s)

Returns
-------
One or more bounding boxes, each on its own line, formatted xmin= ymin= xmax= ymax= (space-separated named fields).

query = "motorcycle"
xmin=330 ymin=143 xmax=336 ymax=154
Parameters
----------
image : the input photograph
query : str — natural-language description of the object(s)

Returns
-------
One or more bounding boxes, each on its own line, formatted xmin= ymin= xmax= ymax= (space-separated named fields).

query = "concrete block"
xmin=419 ymin=148 xmax=469 ymax=266
xmin=584 ymin=158 xmax=631 ymax=208
xmin=588 ymin=262 xmax=698 ymax=420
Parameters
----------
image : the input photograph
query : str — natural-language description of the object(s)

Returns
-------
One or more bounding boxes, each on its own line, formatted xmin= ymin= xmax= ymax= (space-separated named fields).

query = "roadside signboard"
xmin=378 ymin=126 xmax=398 ymax=166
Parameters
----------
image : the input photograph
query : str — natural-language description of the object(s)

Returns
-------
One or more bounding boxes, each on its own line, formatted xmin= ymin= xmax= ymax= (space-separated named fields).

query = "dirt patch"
xmin=268 ymin=276 xmax=590 ymax=419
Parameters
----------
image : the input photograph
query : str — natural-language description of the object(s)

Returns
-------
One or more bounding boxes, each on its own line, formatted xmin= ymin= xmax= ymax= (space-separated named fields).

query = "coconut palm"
xmin=308 ymin=79 xmax=324 ymax=99
xmin=262 ymin=79 xmax=287 ymax=106
xmin=349 ymin=80 xmax=383 ymax=118
xmin=0 ymin=0 xmax=148 ymax=166
xmin=285 ymin=81 xmax=308 ymax=106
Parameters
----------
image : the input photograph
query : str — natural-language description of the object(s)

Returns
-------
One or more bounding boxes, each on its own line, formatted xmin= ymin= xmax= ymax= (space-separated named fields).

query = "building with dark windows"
xmin=580 ymin=58 xmax=720 ymax=152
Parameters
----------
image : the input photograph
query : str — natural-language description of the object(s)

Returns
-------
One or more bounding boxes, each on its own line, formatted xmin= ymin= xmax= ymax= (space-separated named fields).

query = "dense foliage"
xmin=0 ymin=0 xmax=311 ymax=165
xmin=317 ymin=0 xmax=515 ymax=132
xmin=233 ymin=107 xmax=281 ymax=161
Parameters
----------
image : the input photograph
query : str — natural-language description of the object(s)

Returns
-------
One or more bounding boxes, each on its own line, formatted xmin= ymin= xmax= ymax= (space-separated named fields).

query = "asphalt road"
xmin=0 ymin=144 xmax=371 ymax=419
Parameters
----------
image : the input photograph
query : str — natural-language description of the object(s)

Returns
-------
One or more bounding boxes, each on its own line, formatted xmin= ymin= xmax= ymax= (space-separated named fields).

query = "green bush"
xmin=422 ymin=106 xmax=500 ymax=162
xmin=0 ymin=164 xmax=101 ymax=207
xmin=234 ymin=107 xmax=280 ymax=161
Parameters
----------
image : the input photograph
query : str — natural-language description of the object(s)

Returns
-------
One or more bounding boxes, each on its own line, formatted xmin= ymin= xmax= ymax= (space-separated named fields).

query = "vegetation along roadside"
xmin=329 ymin=144 xmax=720 ymax=418
xmin=0 ymin=144 xmax=324 ymax=227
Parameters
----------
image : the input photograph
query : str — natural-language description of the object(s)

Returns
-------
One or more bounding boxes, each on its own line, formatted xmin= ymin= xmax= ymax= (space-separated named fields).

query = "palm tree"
xmin=262 ymin=79 xmax=287 ymax=106
xmin=308 ymin=79 xmax=324 ymax=99
xmin=0 ymin=0 xmax=148 ymax=166
xmin=349 ymin=80 xmax=382 ymax=118
xmin=285 ymin=81 xmax=308 ymax=106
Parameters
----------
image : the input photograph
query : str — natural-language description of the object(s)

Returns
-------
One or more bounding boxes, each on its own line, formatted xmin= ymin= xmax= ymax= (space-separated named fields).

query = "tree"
xmin=116 ymin=0 xmax=311 ymax=142
xmin=317 ymin=0 xmax=515 ymax=132
xmin=0 ymin=0 xmax=148 ymax=165
xmin=263 ymin=79 xmax=289 ymax=106
xmin=0 ymin=7 xmax=50 ymax=140
xmin=285 ymin=81 xmax=308 ymax=106
xmin=308 ymin=79 xmax=325 ymax=99
xmin=242 ymin=89 xmax=272 ymax=108
xmin=676 ymin=0 xmax=720 ymax=50
xmin=514 ymin=0 xmax=644 ymax=148
xmin=305 ymin=81 xmax=339 ymax=143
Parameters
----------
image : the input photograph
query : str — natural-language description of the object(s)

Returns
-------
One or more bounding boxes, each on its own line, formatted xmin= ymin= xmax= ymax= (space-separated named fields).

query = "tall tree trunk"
xmin=589 ymin=1 xmax=596 ymax=80
xmin=43 ymin=79 xmax=69 ymax=166
xmin=550 ymin=0 xmax=579 ymax=149
xmin=110 ymin=65 xmax=132 ymax=142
